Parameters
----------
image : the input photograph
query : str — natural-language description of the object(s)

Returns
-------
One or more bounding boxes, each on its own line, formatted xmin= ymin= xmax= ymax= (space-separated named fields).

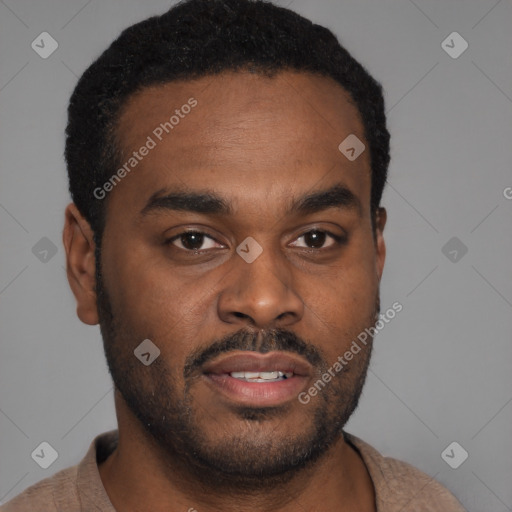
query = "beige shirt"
xmin=1 ymin=429 xmax=466 ymax=511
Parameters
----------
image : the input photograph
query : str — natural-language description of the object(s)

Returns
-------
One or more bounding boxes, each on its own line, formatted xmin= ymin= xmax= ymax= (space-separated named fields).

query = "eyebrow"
xmin=139 ymin=183 xmax=362 ymax=218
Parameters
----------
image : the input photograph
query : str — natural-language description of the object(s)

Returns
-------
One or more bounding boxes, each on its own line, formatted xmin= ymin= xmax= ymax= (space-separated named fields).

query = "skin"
xmin=63 ymin=70 xmax=386 ymax=512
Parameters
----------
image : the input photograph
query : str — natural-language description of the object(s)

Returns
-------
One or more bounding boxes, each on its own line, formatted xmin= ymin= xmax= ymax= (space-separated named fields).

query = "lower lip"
xmin=204 ymin=374 xmax=308 ymax=407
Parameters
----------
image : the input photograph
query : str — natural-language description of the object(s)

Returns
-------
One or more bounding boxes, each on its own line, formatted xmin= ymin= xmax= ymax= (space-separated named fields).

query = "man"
xmin=2 ymin=0 xmax=466 ymax=510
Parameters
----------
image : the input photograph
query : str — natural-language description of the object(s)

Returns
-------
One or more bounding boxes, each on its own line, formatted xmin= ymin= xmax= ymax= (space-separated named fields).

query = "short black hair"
xmin=65 ymin=0 xmax=390 ymax=248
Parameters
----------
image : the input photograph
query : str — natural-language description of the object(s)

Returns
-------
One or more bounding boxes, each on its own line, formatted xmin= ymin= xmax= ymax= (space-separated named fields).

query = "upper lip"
xmin=202 ymin=351 xmax=312 ymax=377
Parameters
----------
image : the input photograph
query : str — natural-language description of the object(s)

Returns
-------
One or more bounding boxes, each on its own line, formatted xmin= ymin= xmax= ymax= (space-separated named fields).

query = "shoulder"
xmin=344 ymin=432 xmax=467 ymax=512
xmin=0 ymin=465 xmax=80 ymax=512
xmin=1 ymin=429 xmax=118 ymax=512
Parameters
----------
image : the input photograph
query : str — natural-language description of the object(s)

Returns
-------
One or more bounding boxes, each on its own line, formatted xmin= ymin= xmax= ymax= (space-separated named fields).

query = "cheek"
xmin=105 ymin=251 xmax=215 ymax=362
xmin=107 ymin=242 xmax=183 ymax=317
xmin=307 ymin=272 xmax=376 ymax=329
xmin=303 ymin=252 xmax=378 ymax=351
xmin=311 ymin=241 xmax=378 ymax=303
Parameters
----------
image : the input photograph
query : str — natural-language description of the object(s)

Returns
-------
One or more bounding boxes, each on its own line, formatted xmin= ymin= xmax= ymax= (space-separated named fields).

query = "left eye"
xmin=290 ymin=229 xmax=343 ymax=250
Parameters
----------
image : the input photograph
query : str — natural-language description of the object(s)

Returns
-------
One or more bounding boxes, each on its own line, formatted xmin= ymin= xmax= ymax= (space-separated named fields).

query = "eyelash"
xmin=165 ymin=229 xmax=346 ymax=254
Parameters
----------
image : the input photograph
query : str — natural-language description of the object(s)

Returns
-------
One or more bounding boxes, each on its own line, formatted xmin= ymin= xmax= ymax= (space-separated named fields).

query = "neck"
xmin=98 ymin=394 xmax=376 ymax=512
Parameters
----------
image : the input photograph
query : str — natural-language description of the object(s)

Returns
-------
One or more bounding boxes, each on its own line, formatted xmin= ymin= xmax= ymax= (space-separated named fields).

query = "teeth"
xmin=260 ymin=371 xmax=279 ymax=380
xmin=230 ymin=371 xmax=293 ymax=382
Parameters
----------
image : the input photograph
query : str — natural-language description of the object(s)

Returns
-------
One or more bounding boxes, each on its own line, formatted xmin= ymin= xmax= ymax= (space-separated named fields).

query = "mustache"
xmin=184 ymin=328 xmax=326 ymax=379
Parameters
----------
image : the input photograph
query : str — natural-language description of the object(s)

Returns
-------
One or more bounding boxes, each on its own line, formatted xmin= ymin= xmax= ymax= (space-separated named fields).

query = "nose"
xmin=217 ymin=245 xmax=304 ymax=330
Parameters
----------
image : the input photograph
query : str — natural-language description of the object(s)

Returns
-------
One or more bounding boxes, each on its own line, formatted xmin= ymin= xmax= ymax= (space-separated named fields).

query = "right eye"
xmin=165 ymin=231 xmax=224 ymax=252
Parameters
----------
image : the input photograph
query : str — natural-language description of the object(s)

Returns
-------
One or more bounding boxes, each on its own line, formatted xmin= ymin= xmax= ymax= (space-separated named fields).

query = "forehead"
xmin=107 ymin=70 xmax=371 ymax=220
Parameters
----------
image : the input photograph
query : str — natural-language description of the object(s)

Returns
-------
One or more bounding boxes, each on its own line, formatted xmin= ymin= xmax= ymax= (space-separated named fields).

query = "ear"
xmin=374 ymin=207 xmax=387 ymax=281
xmin=63 ymin=203 xmax=99 ymax=325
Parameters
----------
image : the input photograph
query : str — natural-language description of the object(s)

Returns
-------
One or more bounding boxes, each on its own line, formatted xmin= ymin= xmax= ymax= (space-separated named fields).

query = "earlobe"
xmin=375 ymin=207 xmax=387 ymax=281
xmin=62 ymin=203 xmax=99 ymax=325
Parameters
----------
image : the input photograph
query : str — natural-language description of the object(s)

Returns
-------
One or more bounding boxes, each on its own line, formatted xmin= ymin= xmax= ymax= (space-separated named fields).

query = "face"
xmin=78 ymin=70 xmax=386 ymax=487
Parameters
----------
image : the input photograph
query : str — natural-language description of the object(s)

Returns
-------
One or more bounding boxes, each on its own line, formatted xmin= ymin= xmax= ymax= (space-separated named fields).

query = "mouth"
xmin=201 ymin=351 xmax=312 ymax=407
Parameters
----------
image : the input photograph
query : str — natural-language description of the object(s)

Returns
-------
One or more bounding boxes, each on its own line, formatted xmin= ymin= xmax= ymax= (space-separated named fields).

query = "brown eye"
xmin=166 ymin=231 xmax=221 ymax=252
xmin=291 ymin=229 xmax=344 ymax=250
xmin=179 ymin=232 xmax=205 ymax=250
xmin=303 ymin=230 xmax=327 ymax=249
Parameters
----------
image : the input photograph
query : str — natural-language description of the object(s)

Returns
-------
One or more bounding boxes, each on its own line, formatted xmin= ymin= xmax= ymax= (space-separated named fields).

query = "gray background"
xmin=1 ymin=0 xmax=511 ymax=510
